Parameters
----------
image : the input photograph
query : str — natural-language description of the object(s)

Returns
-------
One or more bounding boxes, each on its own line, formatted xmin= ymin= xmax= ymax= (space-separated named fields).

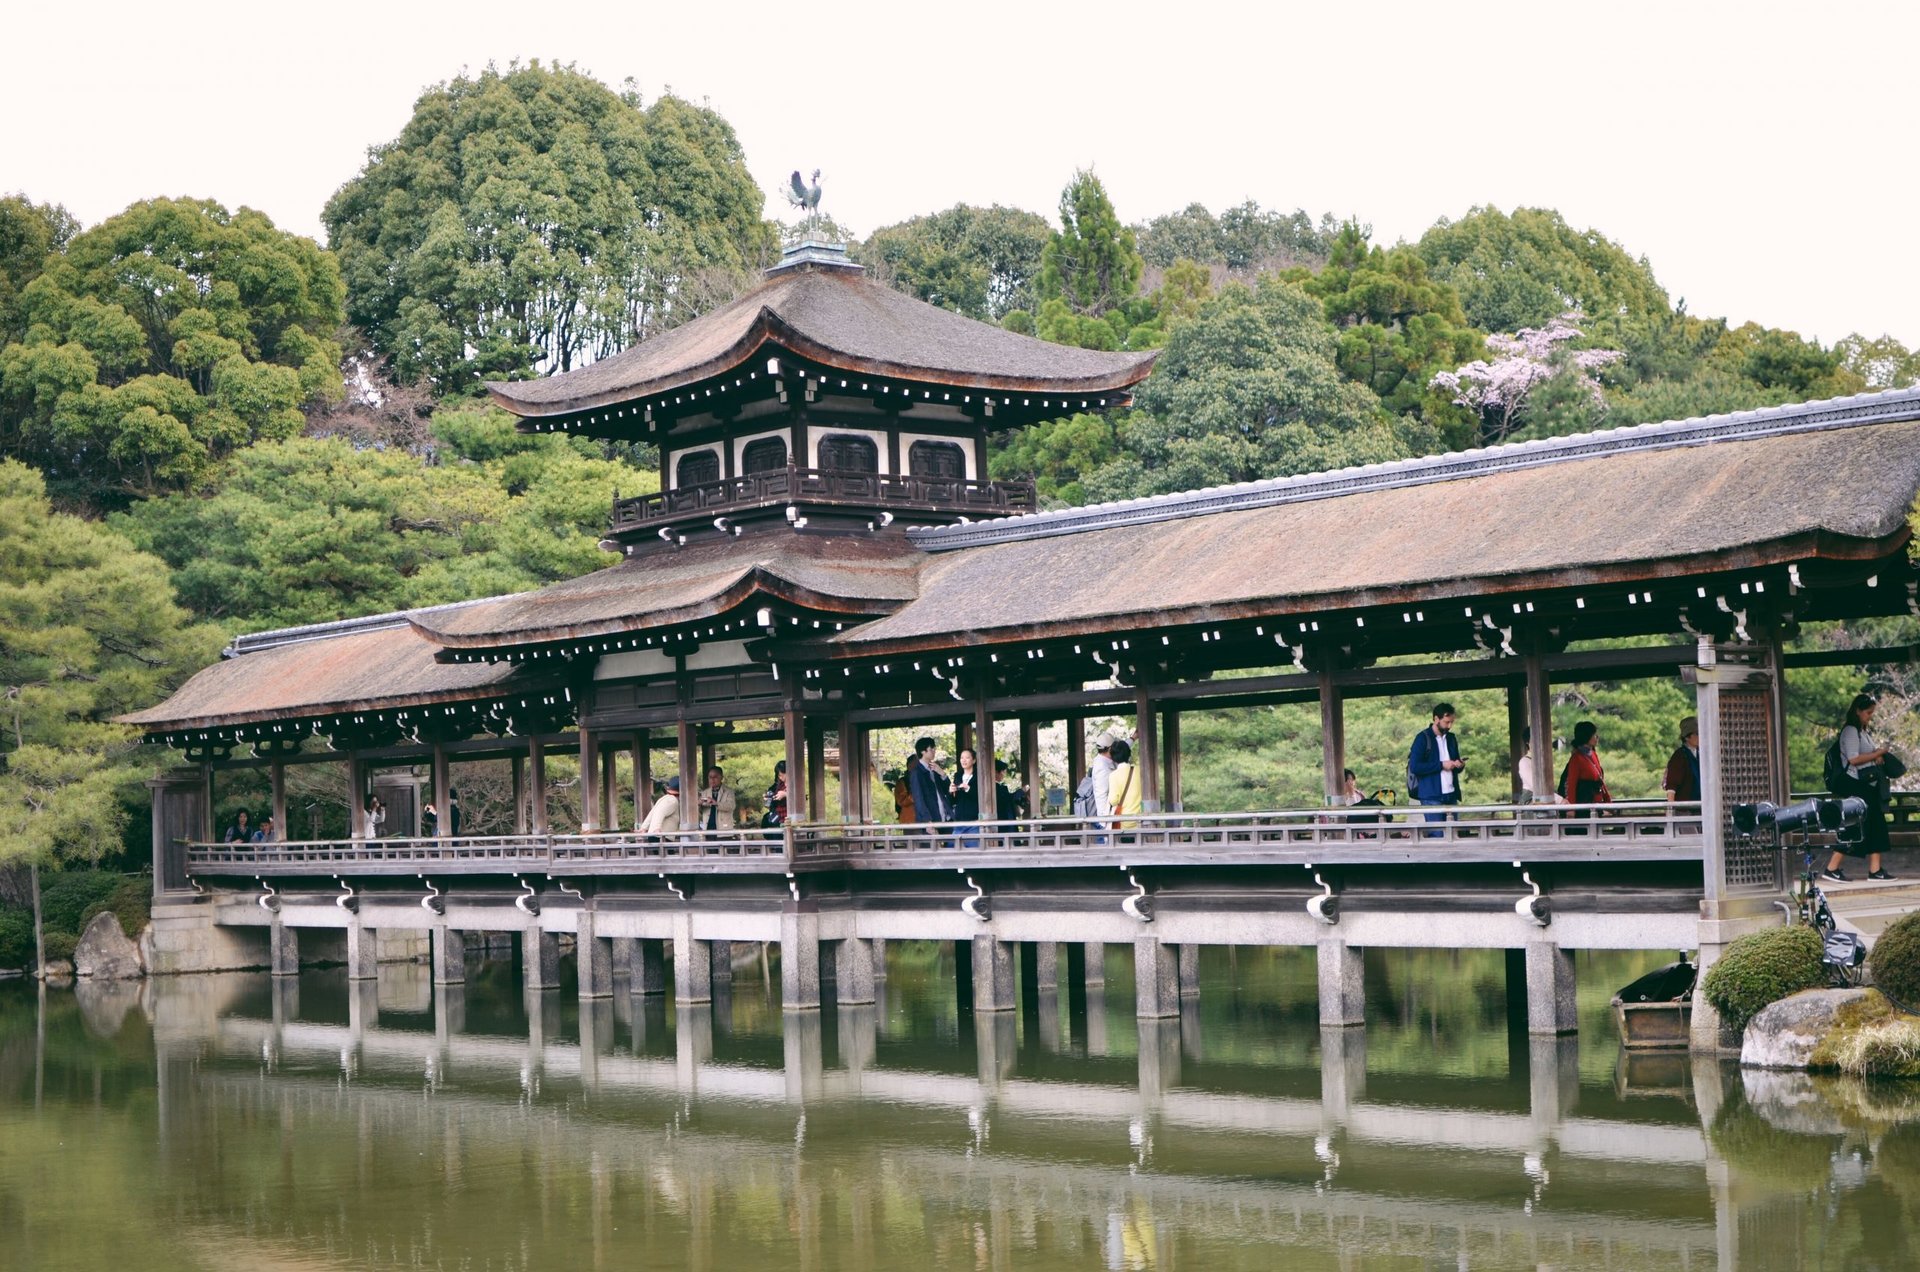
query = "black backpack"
xmin=1824 ymin=737 xmax=1849 ymax=792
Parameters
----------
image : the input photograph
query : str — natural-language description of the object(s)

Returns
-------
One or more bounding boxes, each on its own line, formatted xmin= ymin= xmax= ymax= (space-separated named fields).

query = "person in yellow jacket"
xmin=1107 ymin=738 xmax=1142 ymax=830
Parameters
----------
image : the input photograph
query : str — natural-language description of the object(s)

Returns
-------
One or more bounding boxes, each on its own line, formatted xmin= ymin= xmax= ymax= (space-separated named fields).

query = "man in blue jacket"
xmin=1408 ymin=702 xmax=1465 ymax=835
xmin=907 ymin=736 xmax=951 ymax=825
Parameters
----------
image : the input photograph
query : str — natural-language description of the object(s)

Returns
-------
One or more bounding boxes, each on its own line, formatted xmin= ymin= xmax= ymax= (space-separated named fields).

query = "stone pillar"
xmin=269 ymin=921 xmax=298 ymax=978
xmin=1083 ymin=941 xmax=1105 ymax=987
xmin=783 ymin=1010 xmax=825 ymax=1103
xmin=1319 ymin=1026 xmax=1367 ymax=1123
xmin=576 ymin=912 xmax=613 ymax=1000
xmin=1033 ymin=941 xmax=1059 ymax=991
xmin=971 ymin=935 xmax=1016 ymax=1013
xmin=524 ymin=928 xmax=561 ymax=993
xmin=348 ymin=979 xmax=379 ymax=1039
xmin=1525 ymin=941 xmax=1578 ymax=1035
xmin=835 ymin=937 xmax=876 ymax=1006
xmin=1133 ymin=936 xmax=1180 ymax=1019
xmin=870 ymin=937 xmax=888 ymax=978
xmin=1137 ymin=1017 xmax=1182 ymax=1097
xmin=345 ymin=921 xmax=378 ymax=982
xmin=1529 ymin=1036 xmax=1581 ymax=1131
xmin=706 ymin=939 xmax=732 ymax=984
xmin=838 ymin=1004 xmax=879 ymax=1077
xmin=631 ymin=939 xmax=668 ymax=996
xmin=781 ymin=911 xmax=821 ymax=1010
xmin=1317 ymin=938 xmax=1365 ymax=1028
xmin=976 ymin=1011 xmax=1018 ymax=1085
xmin=610 ymin=936 xmax=634 ymax=982
xmin=434 ymin=983 xmax=466 ymax=1045
xmin=1178 ymin=943 xmax=1200 ymax=998
xmin=1036 ymin=987 xmax=1063 ymax=1053
xmin=431 ymin=926 xmax=465 ymax=985
xmin=673 ymin=914 xmax=711 ymax=1005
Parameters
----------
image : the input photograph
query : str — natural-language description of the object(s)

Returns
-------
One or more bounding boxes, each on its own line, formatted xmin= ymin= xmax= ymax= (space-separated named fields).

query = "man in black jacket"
xmin=906 ymin=736 xmax=950 ymax=824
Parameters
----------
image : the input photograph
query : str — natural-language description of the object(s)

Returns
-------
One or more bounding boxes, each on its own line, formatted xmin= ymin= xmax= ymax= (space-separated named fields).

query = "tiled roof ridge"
xmin=222 ymin=596 xmax=508 ymax=659
xmin=909 ymin=384 xmax=1920 ymax=552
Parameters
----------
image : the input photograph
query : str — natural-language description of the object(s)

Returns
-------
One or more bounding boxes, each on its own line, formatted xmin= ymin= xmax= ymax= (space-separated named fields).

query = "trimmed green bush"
xmin=41 ymin=931 xmax=77 ymax=963
xmin=1703 ymin=924 xmax=1825 ymax=1031
xmin=0 ymin=911 xmax=32 ymax=970
xmin=1870 ymin=909 xmax=1920 ymax=1009
xmin=38 ymin=871 xmax=122 ymax=936
xmin=81 ymin=879 xmax=151 ymax=939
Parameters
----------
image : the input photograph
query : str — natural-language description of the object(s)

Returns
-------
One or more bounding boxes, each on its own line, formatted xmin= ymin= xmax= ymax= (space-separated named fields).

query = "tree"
xmin=1417 ymin=207 xmax=1671 ymax=335
xmin=1085 ymin=278 xmax=1418 ymax=501
xmin=861 ymin=205 xmax=1052 ymax=322
xmin=323 ymin=62 xmax=775 ymax=394
xmin=1431 ymin=313 xmax=1623 ymax=446
xmin=1022 ymin=170 xmax=1145 ymax=350
xmin=0 ymin=195 xmax=76 ymax=341
xmin=1835 ymin=333 xmax=1920 ymax=390
xmin=0 ymin=197 xmax=343 ymax=510
xmin=0 ymin=461 xmax=222 ymax=954
xmin=1135 ymin=200 xmax=1337 ymax=273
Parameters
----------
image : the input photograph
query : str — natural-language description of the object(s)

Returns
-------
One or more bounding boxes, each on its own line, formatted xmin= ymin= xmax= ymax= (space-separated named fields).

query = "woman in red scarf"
xmin=1558 ymin=721 xmax=1612 ymax=805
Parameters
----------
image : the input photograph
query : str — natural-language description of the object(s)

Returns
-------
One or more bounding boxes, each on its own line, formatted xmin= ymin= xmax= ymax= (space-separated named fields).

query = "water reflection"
xmin=1 ymin=946 xmax=1916 ymax=1269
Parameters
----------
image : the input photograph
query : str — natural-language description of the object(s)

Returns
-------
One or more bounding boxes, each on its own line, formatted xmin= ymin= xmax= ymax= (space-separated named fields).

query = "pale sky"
xmin=6 ymin=0 xmax=1915 ymax=347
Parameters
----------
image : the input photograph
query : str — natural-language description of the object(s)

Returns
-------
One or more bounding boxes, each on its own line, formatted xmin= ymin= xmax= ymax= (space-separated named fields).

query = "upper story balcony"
xmin=610 ymin=465 xmax=1038 ymax=540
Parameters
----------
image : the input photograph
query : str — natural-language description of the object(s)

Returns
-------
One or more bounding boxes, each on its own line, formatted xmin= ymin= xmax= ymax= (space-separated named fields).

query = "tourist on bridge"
xmin=1663 ymin=717 xmax=1701 ymax=803
xmin=1557 ymin=721 xmax=1612 ymax=809
xmin=640 ymin=775 xmax=681 ymax=836
xmin=1408 ymin=703 xmax=1464 ymax=832
xmin=993 ymin=759 xmax=1026 ymax=821
xmin=222 ymin=810 xmax=252 ymax=843
xmin=249 ymin=816 xmax=277 ymax=844
xmin=1823 ymin=694 xmax=1899 ymax=882
xmin=1107 ymin=739 xmax=1142 ymax=831
xmin=1332 ymin=768 xmax=1362 ymax=806
xmin=1091 ymin=732 xmax=1117 ymax=821
xmin=361 ymin=795 xmax=387 ymax=839
xmin=697 ymin=767 xmax=735 ymax=830
xmin=952 ymin=746 xmax=984 ymax=846
xmin=762 ymin=760 xmax=789 ymax=828
xmin=907 ymin=737 xmax=951 ymax=825
xmin=421 ymin=801 xmax=440 ymax=837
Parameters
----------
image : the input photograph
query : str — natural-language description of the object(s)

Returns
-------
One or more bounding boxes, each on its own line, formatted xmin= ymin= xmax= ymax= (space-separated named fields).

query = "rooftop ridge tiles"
xmin=905 ymin=384 xmax=1920 ymax=552
xmin=221 ymin=596 xmax=509 ymax=659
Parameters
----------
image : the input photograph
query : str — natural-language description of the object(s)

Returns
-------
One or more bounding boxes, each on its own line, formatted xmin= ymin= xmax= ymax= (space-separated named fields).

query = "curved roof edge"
xmin=910 ymin=385 xmax=1920 ymax=551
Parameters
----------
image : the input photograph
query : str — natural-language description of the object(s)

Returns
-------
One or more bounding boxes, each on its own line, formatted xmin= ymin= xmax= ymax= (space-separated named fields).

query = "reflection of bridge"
xmin=158 ymin=977 xmax=1722 ymax=1269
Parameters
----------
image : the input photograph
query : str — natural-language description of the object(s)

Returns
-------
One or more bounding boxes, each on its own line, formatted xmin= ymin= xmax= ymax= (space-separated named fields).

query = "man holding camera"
xmin=1409 ymin=703 xmax=1465 ymax=836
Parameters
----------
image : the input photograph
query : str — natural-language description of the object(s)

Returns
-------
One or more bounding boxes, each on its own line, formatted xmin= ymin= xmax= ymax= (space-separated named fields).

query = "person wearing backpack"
xmin=1408 ymin=703 xmax=1465 ymax=836
xmin=1822 ymin=693 xmax=1898 ymax=882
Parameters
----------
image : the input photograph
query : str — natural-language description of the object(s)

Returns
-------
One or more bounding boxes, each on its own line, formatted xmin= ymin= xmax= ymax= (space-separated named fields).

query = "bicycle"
xmin=1796 ymin=850 xmax=1868 ymax=987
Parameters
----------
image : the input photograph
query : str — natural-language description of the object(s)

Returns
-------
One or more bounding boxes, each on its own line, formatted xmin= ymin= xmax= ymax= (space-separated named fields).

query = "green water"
xmin=3 ymin=945 xmax=1918 ymax=1270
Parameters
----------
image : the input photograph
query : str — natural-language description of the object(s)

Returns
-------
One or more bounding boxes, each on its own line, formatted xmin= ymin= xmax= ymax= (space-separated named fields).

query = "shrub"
xmin=41 ymin=931 xmax=77 ymax=963
xmin=1870 ymin=909 xmax=1920 ymax=1009
xmin=1703 ymin=924 xmax=1825 ymax=1031
xmin=81 ymin=879 xmax=151 ymax=939
xmin=38 ymin=871 xmax=122 ymax=936
xmin=1809 ymin=992 xmax=1920 ymax=1078
xmin=0 ymin=911 xmax=31 ymax=970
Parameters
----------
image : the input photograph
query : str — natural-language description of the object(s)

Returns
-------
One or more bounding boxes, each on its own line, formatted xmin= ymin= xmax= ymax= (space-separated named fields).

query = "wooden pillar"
xmin=511 ymin=754 xmax=527 ymax=834
xmin=974 ymin=695 xmax=995 ymax=841
xmin=699 ymin=739 xmax=716 ymax=784
xmin=1318 ymin=668 xmax=1345 ymax=804
xmin=1162 ymin=711 xmax=1182 ymax=813
xmin=806 ymin=723 xmax=827 ymax=822
xmin=528 ymin=737 xmax=549 ymax=835
xmin=1134 ymin=684 xmax=1160 ymax=813
xmin=1524 ymin=647 xmax=1554 ymax=803
xmin=956 ymin=719 xmax=973 ymax=756
xmin=600 ymin=747 xmax=618 ymax=830
xmin=270 ymin=762 xmax=288 ymax=841
xmin=677 ymin=719 xmax=698 ymax=830
xmin=631 ymin=730 xmax=652 ymax=826
xmin=199 ymin=764 xmax=216 ymax=844
xmin=432 ymin=743 xmax=453 ymax=839
xmin=1764 ymin=634 xmax=1790 ymax=802
xmin=1507 ymin=676 xmax=1529 ymax=802
xmin=347 ymin=754 xmax=366 ymax=839
xmin=783 ymin=706 xmax=808 ymax=825
xmin=1019 ymin=719 xmax=1041 ymax=818
xmin=837 ymin=717 xmax=860 ymax=822
xmin=577 ymin=726 xmax=600 ymax=833
xmin=1066 ymin=720 xmax=1086 ymax=796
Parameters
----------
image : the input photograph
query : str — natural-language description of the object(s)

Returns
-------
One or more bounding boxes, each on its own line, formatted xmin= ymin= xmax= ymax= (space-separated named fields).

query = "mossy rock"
xmin=1703 ymin=925 xmax=1825 ymax=1032
xmin=1870 ymin=909 xmax=1920 ymax=1009
xmin=1808 ymin=990 xmax=1920 ymax=1078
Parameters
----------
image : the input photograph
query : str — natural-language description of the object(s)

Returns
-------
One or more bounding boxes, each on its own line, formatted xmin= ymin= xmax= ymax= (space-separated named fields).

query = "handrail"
xmin=610 ymin=465 xmax=1037 ymax=532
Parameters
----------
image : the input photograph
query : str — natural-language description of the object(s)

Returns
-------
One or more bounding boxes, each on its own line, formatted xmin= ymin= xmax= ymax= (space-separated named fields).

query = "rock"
xmin=1742 ymin=987 xmax=1871 ymax=1070
xmin=73 ymin=911 xmax=146 ymax=980
xmin=73 ymin=978 xmax=142 ymax=1039
xmin=1742 ymin=1068 xmax=1850 ymax=1136
xmin=41 ymin=959 xmax=74 ymax=984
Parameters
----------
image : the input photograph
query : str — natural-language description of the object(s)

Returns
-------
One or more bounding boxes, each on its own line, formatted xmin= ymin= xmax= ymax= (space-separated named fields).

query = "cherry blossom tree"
xmin=1430 ymin=313 xmax=1623 ymax=445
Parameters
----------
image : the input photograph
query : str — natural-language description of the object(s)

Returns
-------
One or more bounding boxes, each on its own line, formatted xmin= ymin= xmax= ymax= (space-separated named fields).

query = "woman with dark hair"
xmin=762 ymin=760 xmax=789 ymax=828
xmin=1823 ymin=694 xmax=1897 ymax=882
xmin=1558 ymin=721 xmax=1611 ymax=806
xmin=1107 ymin=739 xmax=1142 ymax=830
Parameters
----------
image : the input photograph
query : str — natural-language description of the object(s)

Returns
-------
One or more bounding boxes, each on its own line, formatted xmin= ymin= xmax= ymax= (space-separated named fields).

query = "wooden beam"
xmin=1135 ymin=684 xmax=1160 ymax=813
xmin=677 ymin=718 xmax=697 ymax=831
xmin=1162 ymin=711 xmax=1182 ymax=813
xmin=1020 ymin=718 xmax=1042 ymax=817
xmin=631 ymin=730 xmax=651 ymax=826
xmin=1525 ymin=647 xmax=1554 ymax=803
xmin=270 ymin=763 xmax=287 ymax=841
xmin=807 ymin=722 xmax=827 ymax=819
xmin=1067 ymin=723 xmax=1086 ymax=799
xmin=838 ymin=717 xmax=860 ymax=823
xmin=432 ymin=743 xmax=452 ymax=840
xmin=576 ymin=727 xmax=599 ymax=833
xmin=783 ymin=706 xmax=807 ymax=825
xmin=1781 ymin=643 xmax=1920 ymax=669
xmin=512 ymin=754 xmax=527 ymax=835
xmin=528 ymin=736 xmax=549 ymax=836
xmin=1318 ymin=668 xmax=1345 ymax=805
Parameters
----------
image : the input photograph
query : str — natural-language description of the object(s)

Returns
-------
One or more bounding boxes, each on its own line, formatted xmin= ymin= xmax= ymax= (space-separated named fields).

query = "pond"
xmin=2 ymin=945 xmax=1917 ymax=1270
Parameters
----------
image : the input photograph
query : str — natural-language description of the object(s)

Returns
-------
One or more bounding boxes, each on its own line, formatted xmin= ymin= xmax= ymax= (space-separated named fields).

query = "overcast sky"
xmin=6 ymin=0 xmax=1914 ymax=347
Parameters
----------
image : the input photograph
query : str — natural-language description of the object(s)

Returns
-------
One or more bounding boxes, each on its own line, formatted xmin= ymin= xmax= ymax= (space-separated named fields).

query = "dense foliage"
xmin=860 ymin=205 xmax=1051 ymax=322
xmin=1702 ymin=925 xmax=1826 ymax=1032
xmin=1871 ymin=909 xmax=1920 ymax=1009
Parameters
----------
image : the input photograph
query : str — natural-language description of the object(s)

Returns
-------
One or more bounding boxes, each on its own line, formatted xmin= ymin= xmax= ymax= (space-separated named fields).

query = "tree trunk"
xmin=30 ymin=861 xmax=45 ymax=978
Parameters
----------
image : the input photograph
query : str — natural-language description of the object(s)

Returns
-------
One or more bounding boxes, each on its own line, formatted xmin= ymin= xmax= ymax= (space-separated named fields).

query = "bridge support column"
xmin=783 ymin=1010 xmax=825 ymax=1102
xmin=269 ymin=920 xmax=298 ymax=978
xmin=782 ymin=911 xmax=821 ymax=1011
xmin=1083 ymin=941 xmax=1105 ymax=987
xmin=870 ymin=937 xmax=887 ymax=978
xmin=1529 ymin=1036 xmax=1580 ymax=1131
xmin=1317 ymin=938 xmax=1365 ymax=1027
xmin=576 ymin=913 xmax=613 ymax=1000
xmin=348 ymin=979 xmax=379 ymax=1039
xmin=1138 ymin=1018 xmax=1182 ymax=1098
xmin=953 ymin=938 xmax=973 ymax=1013
xmin=972 ymin=935 xmax=1016 ymax=1012
xmin=431 ymin=927 xmax=465 ymax=985
xmin=610 ymin=937 xmax=634 ymax=983
xmin=630 ymin=938 xmax=668 ymax=996
xmin=1319 ymin=1026 xmax=1367 ymax=1123
xmin=673 ymin=916 xmax=711 ymax=1005
xmin=1525 ymin=942 xmax=1578 ymax=1035
xmin=524 ymin=929 xmax=560 ymax=993
xmin=976 ymin=1011 xmax=1018 ymax=1085
xmin=835 ymin=937 xmax=876 ymax=1006
xmin=1134 ymin=937 xmax=1180 ymax=1019
xmin=709 ymin=939 xmax=734 ymax=985
xmin=345 ymin=921 xmax=378 ymax=982
xmin=1033 ymin=940 xmax=1059 ymax=991
xmin=675 ymin=1005 xmax=714 ymax=1089
xmin=1178 ymin=943 xmax=1201 ymax=997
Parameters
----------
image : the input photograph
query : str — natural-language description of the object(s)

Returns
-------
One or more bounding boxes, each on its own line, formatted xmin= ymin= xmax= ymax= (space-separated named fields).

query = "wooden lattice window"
xmin=742 ymin=437 xmax=788 ymax=475
xmin=675 ymin=450 xmax=720 ymax=488
xmin=908 ymin=440 xmax=966 ymax=479
xmin=818 ymin=434 xmax=879 ymax=474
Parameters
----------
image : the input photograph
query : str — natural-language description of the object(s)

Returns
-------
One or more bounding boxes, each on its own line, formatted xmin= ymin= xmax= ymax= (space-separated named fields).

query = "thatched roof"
xmin=484 ymin=265 xmax=1156 ymax=418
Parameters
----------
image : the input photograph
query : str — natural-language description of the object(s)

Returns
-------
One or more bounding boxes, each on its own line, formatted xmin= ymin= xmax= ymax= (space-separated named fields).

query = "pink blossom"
xmin=1429 ymin=312 xmax=1622 ymax=441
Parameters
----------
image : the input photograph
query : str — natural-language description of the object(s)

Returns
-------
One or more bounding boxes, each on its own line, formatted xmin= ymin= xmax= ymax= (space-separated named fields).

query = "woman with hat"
xmin=1662 ymin=717 xmax=1701 ymax=804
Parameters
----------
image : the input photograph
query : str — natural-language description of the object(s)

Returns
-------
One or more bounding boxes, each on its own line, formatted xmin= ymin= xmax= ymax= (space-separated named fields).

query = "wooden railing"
xmin=183 ymin=800 xmax=1703 ymax=877
xmin=610 ymin=465 xmax=1037 ymax=533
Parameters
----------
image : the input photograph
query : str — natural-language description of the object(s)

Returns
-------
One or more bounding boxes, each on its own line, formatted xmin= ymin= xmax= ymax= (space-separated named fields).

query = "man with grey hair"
xmin=1091 ymin=731 xmax=1117 ymax=821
